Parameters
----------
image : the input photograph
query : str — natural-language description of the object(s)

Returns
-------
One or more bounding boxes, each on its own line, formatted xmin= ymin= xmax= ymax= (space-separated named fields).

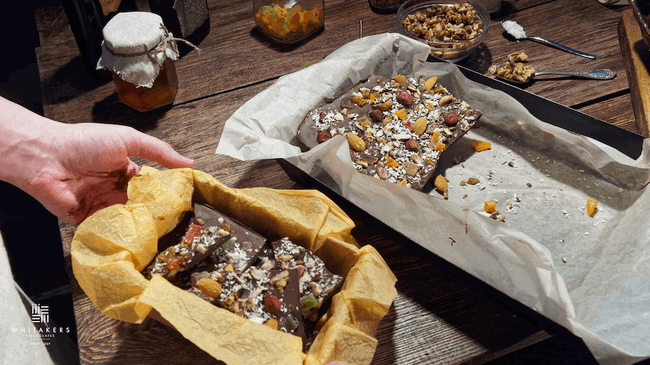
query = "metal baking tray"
xmin=277 ymin=58 xmax=645 ymax=337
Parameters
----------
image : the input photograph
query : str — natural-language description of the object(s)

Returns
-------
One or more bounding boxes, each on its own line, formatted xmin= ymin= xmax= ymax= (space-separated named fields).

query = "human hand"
xmin=0 ymin=107 xmax=195 ymax=224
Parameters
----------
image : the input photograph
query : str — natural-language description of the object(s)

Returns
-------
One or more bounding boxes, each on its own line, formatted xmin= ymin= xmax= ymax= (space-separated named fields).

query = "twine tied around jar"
xmin=105 ymin=23 xmax=201 ymax=61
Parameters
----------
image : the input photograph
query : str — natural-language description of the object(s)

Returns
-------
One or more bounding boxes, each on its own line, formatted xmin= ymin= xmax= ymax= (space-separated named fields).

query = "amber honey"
xmin=112 ymin=58 xmax=178 ymax=112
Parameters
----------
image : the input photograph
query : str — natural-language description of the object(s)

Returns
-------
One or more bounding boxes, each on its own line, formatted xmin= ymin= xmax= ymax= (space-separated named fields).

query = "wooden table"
xmin=34 ymin=0 xmax=642 ymax=364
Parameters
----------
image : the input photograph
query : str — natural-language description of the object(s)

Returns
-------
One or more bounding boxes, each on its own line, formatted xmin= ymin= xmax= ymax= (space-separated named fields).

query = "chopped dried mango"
xmin=484 ymin=200 xmax=496 ymax=213
xmin=587 ymin=199 xmax=598 ymax=217
xmin=431 ymin=130 xmax=441 ymax=144
xmin=472 ymin=140 xmax=491 ymax=152
xmin=386 ymin=157 xmax=399 ymax=168
xmin=395 ymin=108 xmax=407 ymax=121
xmin=394 ymin=75 xmax=407 ymax=86
xmin=435 ymin=142 xmax=445 ymax=152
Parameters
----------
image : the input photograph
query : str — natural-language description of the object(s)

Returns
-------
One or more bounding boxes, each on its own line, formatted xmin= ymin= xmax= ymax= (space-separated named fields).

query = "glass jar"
xmin=111 ymin=58 xmax=178 ymax=112
xmin=96 ymin=12 xmax=180 ymax=112
xmin=253 ymin=0 xmax=324 ymax=43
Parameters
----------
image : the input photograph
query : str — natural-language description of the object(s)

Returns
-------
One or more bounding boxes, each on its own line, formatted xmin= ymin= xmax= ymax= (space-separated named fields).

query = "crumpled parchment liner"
xmin=215 ymin=33 xmax=650 ymax=364
xmin=71 ymin=166 xmax=397 ymax=365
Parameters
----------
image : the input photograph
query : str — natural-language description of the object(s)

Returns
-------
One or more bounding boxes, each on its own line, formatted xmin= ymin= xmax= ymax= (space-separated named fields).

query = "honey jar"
xmin=96 ymin=12 xmax=180 ymax=112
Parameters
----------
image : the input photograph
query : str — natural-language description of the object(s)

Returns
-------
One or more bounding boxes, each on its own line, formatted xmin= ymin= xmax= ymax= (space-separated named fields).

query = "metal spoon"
xmin=489 ymin=66 xmax=616 ymax=84
xmin=501 ymin=19 xmax=596 ymax=60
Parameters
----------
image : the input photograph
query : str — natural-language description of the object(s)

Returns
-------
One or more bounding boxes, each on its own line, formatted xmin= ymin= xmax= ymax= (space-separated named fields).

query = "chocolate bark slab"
xmin=297 ymin=74 xmax=482 ymax=191
xmin=271 ymin=237 xmax=343 ymax=320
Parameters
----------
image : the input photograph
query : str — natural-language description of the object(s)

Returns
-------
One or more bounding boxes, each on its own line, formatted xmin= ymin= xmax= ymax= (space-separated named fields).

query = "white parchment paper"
xmin=216 ymin=33 xmax=650 ymax=364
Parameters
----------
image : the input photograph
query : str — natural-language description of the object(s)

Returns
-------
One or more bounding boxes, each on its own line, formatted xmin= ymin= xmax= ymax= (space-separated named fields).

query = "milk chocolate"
xmin=297 ymin=74 xmax=482 ymax=191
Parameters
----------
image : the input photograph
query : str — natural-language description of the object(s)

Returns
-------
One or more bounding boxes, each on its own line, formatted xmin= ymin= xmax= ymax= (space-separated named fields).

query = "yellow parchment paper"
xmin=71 ymin=166 xmax=397 ymax=365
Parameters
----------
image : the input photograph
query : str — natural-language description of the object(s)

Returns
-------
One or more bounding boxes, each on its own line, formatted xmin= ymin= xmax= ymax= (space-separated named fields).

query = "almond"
xmin=346 ymin=134 xmax=366 ymax=152
xmin=412 ymin=117 xmax=427 ymax=136
xmin=424 ymin=76 xmax=438 ymax=91
xmin=439 ymin=95 xmax=453 ymax=105
xmin=197 ymin=278 xmax=223 ymax=298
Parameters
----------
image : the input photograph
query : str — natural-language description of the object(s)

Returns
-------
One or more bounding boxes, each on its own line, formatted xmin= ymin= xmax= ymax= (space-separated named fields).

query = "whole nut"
xmin=369 ymin=109 xmax=383 ymax=123
xmin=294 ymin=265 xmax=306 ymax=277
xmin=317 ymin=130 xmax=332 ymax=143
xmin=264 ymin=294 xmax=281 ymax=314
xmin=396 ymin=91 xmax=413 ymax=107
xmin=405 ymin=138 xmax=420 ymax=152
xmin=412 ymin=117 xmax=427 ymax=136
xmin=424 ymin=76 xmax=438 ymax=91
xmin=377 ymin=166 xmax=389 ymax=180
xmin=444 ymin=112 xmax=458 ymax=126
xmin=439 ymin=95 xmax=453 ymax=105
xmin=197 ymin=277 xmax=223 ymax=298
xmin=346 ymin=134 xmax=366 ymax=152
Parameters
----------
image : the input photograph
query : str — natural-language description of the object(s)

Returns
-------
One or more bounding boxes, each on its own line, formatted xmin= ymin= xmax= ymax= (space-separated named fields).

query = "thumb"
xmin=122 ymin=127 xmax=194 ymax=169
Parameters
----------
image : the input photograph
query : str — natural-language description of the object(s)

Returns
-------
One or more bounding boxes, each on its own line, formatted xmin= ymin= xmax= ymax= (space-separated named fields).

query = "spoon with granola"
xmin=489 ymin=51 xmax=616 ymax=84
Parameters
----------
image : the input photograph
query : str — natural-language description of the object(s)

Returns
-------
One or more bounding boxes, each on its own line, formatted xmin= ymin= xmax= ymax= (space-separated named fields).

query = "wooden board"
xmin=619 ymin=8 xmax=650 ymax=137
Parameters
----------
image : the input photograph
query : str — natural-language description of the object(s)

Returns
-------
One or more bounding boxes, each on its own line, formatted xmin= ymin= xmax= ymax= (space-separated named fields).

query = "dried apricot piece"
xmin=395 ymin=108 xmax=407 ymax=121
xmin=386 ymin=157 xmax=399 ymax=168
xmin=434 ymin=175 xmax=448 ymax=192
xmin=394 ymin=74 xmax=407 ymax=86
xmin=484 ymin=200 xmax=496 ymax=213
xmin=586 ymin=199 xmax=598 ymax=217
xmin=472 ymin=140 xmax=492 ymax=152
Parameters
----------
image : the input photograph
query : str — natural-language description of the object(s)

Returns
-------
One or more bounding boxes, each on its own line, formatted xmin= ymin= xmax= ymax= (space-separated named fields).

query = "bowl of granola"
xmin=397 ymin=0 xmax=489 ymax=62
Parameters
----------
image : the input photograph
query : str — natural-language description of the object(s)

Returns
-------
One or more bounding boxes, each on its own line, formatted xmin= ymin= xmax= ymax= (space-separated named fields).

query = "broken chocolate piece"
xmin=146 ymin=220 xmax=231 ymax=279
xmin=270 ymin=237 xmax=343 ymax=320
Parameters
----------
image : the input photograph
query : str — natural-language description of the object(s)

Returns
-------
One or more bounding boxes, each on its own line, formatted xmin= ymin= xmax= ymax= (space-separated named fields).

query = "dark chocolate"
xmin=145 ymin=218 xmax=231 ymax=279
xmin=296 ymin=74 xmax=482 ymax=191
xmin=271 ymin=237 xmax=343 ymax=320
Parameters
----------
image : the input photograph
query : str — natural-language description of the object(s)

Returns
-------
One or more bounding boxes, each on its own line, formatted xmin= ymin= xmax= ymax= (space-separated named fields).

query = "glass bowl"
xmin=369 ymin=0 xmax=406 ymax=12
xmin=397 ymin=0 xmax=490 ymax=63
xmin=253 ymin=0 xmax=324 ymax=44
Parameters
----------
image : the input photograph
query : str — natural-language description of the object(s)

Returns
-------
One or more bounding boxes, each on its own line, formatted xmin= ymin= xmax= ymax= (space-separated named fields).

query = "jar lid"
xmin=96 ymin=12 xmax=179 ymax=88
xmin=103 ymin=12 xmax=167 ymax=56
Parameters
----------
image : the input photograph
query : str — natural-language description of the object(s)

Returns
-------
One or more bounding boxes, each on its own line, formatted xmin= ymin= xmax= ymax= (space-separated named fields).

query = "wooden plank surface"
xmin=618 ymin=8 xmax=650 ymax=136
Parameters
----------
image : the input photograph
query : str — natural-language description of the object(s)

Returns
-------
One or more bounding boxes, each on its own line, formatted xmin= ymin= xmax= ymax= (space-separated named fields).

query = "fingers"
xmin=122 ymin=127 xmax=195 ymax=169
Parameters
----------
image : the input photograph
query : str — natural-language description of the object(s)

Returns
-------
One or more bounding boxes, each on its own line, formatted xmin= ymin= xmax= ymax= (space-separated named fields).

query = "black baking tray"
xmin=276 ymin=59 xmax=646 ymax=340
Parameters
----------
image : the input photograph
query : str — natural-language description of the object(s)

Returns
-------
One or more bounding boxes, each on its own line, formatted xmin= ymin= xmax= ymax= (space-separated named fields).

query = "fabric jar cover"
xmin=96 ymin=12 xmax=179 ymax=88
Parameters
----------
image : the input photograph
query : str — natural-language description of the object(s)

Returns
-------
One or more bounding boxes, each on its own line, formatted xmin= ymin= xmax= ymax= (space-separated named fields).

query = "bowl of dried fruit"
xmin=397 ymin=0 xmax=489 ymax=63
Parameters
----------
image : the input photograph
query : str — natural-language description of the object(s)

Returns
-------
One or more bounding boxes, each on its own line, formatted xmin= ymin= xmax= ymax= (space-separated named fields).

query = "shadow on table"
xmin=40 ymin=55 xmax=111 ymax=106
